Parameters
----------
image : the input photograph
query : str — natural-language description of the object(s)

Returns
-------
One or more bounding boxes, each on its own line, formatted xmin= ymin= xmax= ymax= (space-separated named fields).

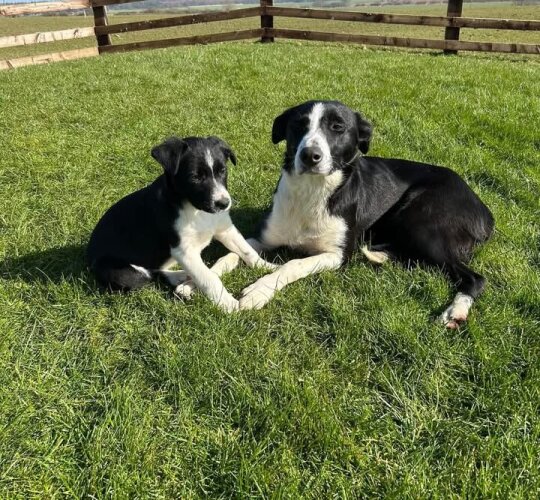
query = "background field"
xmin=1 ymin=2 xmax=540 ymax=59
xmin=1 ymin=15 xmax=540 ymax=499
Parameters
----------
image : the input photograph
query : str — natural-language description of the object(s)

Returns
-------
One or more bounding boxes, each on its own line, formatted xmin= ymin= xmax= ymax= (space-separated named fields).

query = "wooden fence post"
xmin=261 ymin=0 xmax=274 ymax=43
xmin=92 ymin=3 xmax=111 ymax=52
xmin=444 ymin=0 xmax=463 ymax=54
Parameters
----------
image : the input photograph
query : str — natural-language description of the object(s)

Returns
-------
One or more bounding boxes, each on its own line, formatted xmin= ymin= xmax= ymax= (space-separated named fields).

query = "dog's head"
xmin=151 ymin=136 xmax=237 ymax=213
xmin=271 ymin=101 xmax=372 ymax=175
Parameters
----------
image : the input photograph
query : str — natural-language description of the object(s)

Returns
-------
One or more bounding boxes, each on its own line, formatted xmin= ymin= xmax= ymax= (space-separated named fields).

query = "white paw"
xmin=239 ymin=277 xmax=277 ymax=310
xmin=439 ymin=294 xmax=473 ymax=329
xmin=247 ymin=257 xmax=278 ymax=271
xmin=217 ymin=294 xmax=239 ymax=313
xmin=175 ymin=280 xmax=195 ymax=299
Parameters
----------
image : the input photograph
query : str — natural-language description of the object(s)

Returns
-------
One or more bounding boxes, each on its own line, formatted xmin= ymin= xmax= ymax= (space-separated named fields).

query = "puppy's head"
xmin=271 ymin=101 xmax=372 ymax=175
xmin=151 ymin=136 xmax=236 ymax=213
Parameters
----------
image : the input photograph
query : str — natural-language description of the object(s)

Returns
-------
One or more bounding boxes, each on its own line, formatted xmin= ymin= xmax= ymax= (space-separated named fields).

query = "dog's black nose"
xmin=299 ymin=146 xmax=323 ymax=167
xmin=214 ymin=198 xmax=230 ymax=211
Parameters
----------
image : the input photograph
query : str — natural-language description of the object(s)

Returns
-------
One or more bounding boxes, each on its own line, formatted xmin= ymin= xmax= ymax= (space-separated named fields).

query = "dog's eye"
xmin=330 ymin=122 xmax=345 ymax=133
xmin=193 ymin=170 xmax=208 ymax=181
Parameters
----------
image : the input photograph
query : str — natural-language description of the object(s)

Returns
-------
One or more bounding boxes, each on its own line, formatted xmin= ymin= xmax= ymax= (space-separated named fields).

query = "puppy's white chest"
xmin=263 ymin=170 xmax=347 ymax=254
xmin=174 ymin=205 xmax=228 ymax=252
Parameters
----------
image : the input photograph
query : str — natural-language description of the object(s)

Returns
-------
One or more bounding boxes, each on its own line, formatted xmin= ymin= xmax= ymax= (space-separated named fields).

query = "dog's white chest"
xmin=174 ymin=204 xmax=229 ymax=253
xmin=262 ymin=170 xmax=347 ymax=255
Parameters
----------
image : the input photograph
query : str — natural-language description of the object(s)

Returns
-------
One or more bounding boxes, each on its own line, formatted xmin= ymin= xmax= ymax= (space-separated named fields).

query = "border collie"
xmin=87 ymin=136 xmax=276 ymax=312
xmin=232 ymin=101 xmax=494 ymax=327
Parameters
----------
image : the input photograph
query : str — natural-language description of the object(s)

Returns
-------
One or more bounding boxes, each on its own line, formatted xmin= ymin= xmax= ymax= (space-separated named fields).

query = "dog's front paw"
xmin=175 ymin=280 xmax=195 ymax=299
xmin=217 ymin=293 xmax=239 ymax=313
xmin=239 ymin=277 xmax=277 ymax=310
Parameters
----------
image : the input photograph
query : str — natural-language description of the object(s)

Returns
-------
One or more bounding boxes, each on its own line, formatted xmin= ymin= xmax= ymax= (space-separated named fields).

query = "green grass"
xmin=1 ymin=2 xmax=540 ymax=59
xmin=1 ymin=40 xmax=539 ymax=497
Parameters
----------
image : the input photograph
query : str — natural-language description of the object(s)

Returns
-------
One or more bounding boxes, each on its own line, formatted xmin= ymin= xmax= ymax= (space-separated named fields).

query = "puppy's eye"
xmin=193 ymin=170 xmax=208 ymax=181
xmin=330 ymin=122 xmax=345 ymax=133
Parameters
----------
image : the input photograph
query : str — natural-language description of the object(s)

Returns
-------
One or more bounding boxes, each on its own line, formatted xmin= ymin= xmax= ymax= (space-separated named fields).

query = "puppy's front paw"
xmin=239 ymin=277 xmax=277 ymax=310
xmin=175 ymin=280 xmax=195 ymax=299
xmin=217 ymin=293 xmax=239 ymax=313
xmin=249 ymin=257 xmax=278 ymax=271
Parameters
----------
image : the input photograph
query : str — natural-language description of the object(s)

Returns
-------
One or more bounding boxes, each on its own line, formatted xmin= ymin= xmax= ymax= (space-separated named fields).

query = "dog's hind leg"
xmin=439 ymin=262 xmax=486 ymax=329
xmin=92 ymin=256 xmax=154 ymax=291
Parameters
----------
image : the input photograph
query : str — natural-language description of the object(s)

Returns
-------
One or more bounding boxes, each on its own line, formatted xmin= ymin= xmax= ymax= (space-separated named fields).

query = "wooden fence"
xmin=1 ymin=0 xmax=539 ymax=70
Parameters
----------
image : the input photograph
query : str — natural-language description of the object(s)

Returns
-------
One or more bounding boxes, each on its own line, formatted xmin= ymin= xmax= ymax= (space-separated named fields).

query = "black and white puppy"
xmin=232 ymin=101 xmax=494 ymax=327
xmin=87 ymin=136 xmax=275 ymax=312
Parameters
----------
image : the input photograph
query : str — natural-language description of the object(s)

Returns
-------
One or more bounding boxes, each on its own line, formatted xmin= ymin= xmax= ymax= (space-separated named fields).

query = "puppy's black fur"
xmin=87 ymin=136 xmax=235 ymax=291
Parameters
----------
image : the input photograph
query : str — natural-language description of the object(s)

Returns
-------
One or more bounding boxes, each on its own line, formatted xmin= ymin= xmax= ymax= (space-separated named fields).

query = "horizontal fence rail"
xmin=94 ymin=7 xmax=261 ymax=36
xmin=1 ymin=0 xmax=539 ymax=71
xmin=99 ymin=29 xmax=264 ymax=54
xmin=0 ymin=47 xmax=97 ymax=70
xmin=267 ymin=28 xmax=540 ymax=55
xmin=265 ymin=6 xmax=540 ymax=31
xmin=0 ymin=1 xmax=89 ymax=16
xmin=0 ymin=27 xmax=95 ymax=49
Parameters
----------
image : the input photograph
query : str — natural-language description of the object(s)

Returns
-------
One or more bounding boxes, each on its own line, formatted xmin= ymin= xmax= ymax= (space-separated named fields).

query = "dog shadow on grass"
xmin=0 ymin=206 xmax=273 ymax=288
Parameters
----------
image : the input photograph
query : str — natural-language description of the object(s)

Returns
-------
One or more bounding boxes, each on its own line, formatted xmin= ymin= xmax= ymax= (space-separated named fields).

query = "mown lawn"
xmin=0 ymin=41 xmax=539 ymax=497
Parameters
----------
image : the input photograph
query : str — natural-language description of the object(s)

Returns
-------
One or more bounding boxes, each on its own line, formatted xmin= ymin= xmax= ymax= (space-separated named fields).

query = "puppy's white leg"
xmin=439 ymin=293 xmax=474 ymax=329
xmin=173 ymin=250 xmax=238 ymax=313
xmin=175 ymin=253 xmax=240 ymax=299
xmin=177 ymin=234 xmax=276 ymax=299
xmin=216 ymin=226 xmax=277 ymax=271
xmin=239 ymin=252 xmax=342 ymax=310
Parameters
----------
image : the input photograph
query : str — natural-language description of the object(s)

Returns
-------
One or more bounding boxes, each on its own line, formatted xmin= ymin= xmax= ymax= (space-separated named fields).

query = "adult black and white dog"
xmin=87 ymin=136 xmax=275 ymax=312
xmin=225 ymin=100 xmax=493 ymax=327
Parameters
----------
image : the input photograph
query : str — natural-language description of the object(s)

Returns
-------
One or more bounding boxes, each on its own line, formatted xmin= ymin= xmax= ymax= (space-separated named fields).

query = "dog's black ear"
xmin=355 ymin=113 xmax=373 ymax=154
xmin=272 ymin=108 xmax=293 ymax=144
xmin=209 ymin=136 xmax=237 ymax=166
xmin=151 ymin=137 xmax=188 ymax=176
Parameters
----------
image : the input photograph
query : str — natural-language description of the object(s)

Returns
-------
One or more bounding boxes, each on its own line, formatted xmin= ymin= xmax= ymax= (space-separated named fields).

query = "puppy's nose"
xmin=299 ymin=146 xmax=323 ymax=167
xmin=214 ymin=198 xmax=230 ymax=211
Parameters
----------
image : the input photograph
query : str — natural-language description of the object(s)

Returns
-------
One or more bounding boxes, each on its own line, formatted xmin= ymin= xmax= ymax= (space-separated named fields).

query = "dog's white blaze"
xmin=205 ymin=149 xmax=213 ymax=168
xmin=262 ymin=169 xmax=347 ymax=256
xmin=294 ymin=102 xmax=332 ymax=174
xmin=205 ymin=148 xmax=231 ymax=209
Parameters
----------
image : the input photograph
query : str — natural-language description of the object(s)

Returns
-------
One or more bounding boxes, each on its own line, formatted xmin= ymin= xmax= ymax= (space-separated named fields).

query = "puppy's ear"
xmin=355 ymin=113 xmax=373 ymax=154
xmin=209 ymin=136 xmax=237 ymax=166
xmin=272 ymin=108 xmax=293 ymax=144
xmin=151 ymin=137 xmax=188 ymax=176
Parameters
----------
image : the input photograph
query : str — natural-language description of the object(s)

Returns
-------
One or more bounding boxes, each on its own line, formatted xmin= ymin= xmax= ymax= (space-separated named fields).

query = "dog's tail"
xmin=91 ymin=255 xmax=157 ymax=291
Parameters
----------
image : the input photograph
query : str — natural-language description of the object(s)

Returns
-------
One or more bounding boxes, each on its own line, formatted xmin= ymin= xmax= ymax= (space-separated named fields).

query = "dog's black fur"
xmin=243 ymin=101 xmax=494 ymax=321
xmin=87 ymin=136 xmax=236 ymax=291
